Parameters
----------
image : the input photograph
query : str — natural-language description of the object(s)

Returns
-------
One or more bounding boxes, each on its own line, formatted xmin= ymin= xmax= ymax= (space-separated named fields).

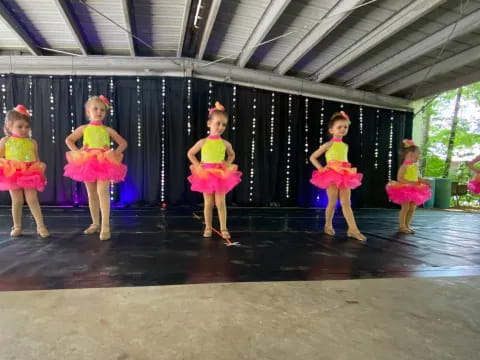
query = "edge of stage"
xmin=0 ymin=206 xmax=479 ymax=291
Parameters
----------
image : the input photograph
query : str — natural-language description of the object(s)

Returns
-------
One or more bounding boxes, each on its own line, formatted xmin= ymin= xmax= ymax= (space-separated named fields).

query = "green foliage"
xmin=423 ymin=154 xmax=445 ymax=178
xmin=462 ymin=82 xmax=480 ymax=106
xmin=419 ymin=81 xmax=480 ymax=206
xmin=453 ymin=163 xmax=473 ymax=184
xmin=426 ymin=118 xmax=480 ymax=158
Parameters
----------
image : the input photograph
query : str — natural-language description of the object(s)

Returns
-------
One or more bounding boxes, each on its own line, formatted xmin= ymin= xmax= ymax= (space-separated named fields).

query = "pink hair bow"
xmin=340 ymin=110 xmax=349 ymax=120
xmin=99 ymin=95 xmax=110 ymax=108
xmin=402 ymin=139 xmax=416 ymax=147
xmin=14 ymin=104 xmax=31 ymax=117
xmin=208 ymin=101 xmax=225 ymax=116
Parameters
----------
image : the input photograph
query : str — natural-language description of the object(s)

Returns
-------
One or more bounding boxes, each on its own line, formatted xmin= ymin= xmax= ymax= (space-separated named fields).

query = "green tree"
xmin=419 ymin=96 xmax=439 ymax=173
xmin=462 ymin=81 xmax=480 ymax=106
xmin=421 ymin=82 xmax=480 ymax=188
xmin=443 ymin=87 xmax=462 ymax=177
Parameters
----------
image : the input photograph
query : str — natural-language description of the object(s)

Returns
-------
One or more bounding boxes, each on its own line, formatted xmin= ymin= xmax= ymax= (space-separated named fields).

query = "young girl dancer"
xmin=386 ymin=139 xmax=431 ymax=233
xmin=467 ymin=154 xmax=480 ymax=194
xmin=64 ymin=95 xmax=127 ymax=240
xmin=187 ymin=101 xmax=242 ymax=240
xmin=309 ymin=111 xmax=366 ymax=242
xmin=0 ymin=105 xmax=49 ymax=237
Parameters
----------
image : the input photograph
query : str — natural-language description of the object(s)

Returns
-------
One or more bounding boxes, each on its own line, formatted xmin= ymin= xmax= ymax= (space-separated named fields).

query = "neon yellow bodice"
xmin=201 ymin=137 xmax=225 ymax=163
xmin=5 ymin=137 xmax=35 ymax=162
xmin=84 ymin=124 xmax=110 ymax=149
xmin=326 ymin=141 xmax=348 ymax=162
xmin=404 ymin=163 xmax=419 ymax=182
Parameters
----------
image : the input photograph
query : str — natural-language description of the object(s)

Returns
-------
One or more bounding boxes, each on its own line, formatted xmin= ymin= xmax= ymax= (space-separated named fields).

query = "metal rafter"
xmin=197 ymin=0 xmax=222 ymax=60
xmin=178 ymin=0 xmax=193 ymax=57
xmin=275 ymin=0 xmax=363 ymax=75
xmin=312 ymin=0 xmax=447 ymax=83
xmin=380 ymin=44 xmax=480 ymax=95
xmin=53 ymin=0 xmax=89 ymax=56
xmin=347 ymin=7 xmax=480 ymax=89
xmin=409 ymin=69 xmax=480 ymax=100
xmin=0 ymin=0 xmax=41 ymax=55
xmin=120 ymin=0 xmax=136 ymax=56
xmin=236 ymin=0 xmax=291 ymax=68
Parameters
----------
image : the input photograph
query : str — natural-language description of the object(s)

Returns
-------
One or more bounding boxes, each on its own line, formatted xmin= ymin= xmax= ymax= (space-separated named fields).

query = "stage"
xmin=1 ymin=207 xmax=479 ymax=359
xmin=0 ymin=207 xmax=479 ymax=291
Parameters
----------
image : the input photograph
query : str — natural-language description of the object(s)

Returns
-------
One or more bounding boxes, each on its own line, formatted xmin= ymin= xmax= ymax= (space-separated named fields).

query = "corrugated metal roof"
xmin=287 ymin=0 xmax=412 ymax=76
xmin=334 ymin=0 xmax=480 ymax=84
xmin=7 ymin=0 xmax=78 ymax=50
xmin=70 ymin=0 xmax=130 ymax=55
xmin=0 ymin=18 xmax=21 ymax=49
xmin=205 ymin=0 xmax=270 ymax=62
xmin=248 ymin=0 xmax=338 ymax=69
xmin=0 ymin=0 xmax=479 ymax=99
xmin=396 ymin=59 xmax=480 ymax=98
xmin=369 ymin=33 xmax=480 ymax=91
xmin=134 ymin=0 xmax=187 ymax=56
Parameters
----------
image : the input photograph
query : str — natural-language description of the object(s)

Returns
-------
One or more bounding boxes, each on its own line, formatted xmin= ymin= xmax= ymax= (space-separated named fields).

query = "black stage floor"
xmin=0 ymin=207 xmax=479 ymax=291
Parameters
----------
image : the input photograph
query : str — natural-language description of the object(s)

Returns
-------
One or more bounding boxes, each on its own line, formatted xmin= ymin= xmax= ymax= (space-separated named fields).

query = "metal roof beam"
xmin=409 ymin=69 xmax=480 ymax=100
xmin=236 ymin=0 xmax=291 ymax=68
xmin=380 ymin=44 xmax=480 ymax=95
xmin=53 ymin=0 xmax=88 ymax=56
xmin=120 ymin=0 xmax=136 ymax=56
xmin=275 ymin=0 xmax=362 ymax=75
xmin=313 ymin=0 xmax=447 ymax=83
xmin=0 ymin=0 xmax=41 ymax=55
xmin=178 ymin=0 xmax=193 ymax=57
xmin=197 ymin=0 xmax=222 ymax=59
xmin=347 ymin=7 xmax=480 ymax=89
xmin=0 ymin=55 xmax=411 ymax=110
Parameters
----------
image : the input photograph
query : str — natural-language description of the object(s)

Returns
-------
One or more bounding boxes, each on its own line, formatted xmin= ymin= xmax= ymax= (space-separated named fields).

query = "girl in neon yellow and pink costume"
xmin=187 ymin=102 xmax=242 ymax=240
xmin=0 ymin=105 xmax=49 ymax=238
xmin=386 ymin=139 xmax=431 ymax=233
xmin=309 ymin=111 xmax=366 ymax=242
xmin=467 ymin=154 xmax=480 ymax=194
xmin=64 ymin=95 xmax=127 ymax=241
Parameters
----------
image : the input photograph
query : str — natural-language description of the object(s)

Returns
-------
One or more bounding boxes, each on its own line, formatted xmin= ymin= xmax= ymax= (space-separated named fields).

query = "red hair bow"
xmin=99 ymin=95 xmax=110 ymax=108
xmin=14 ymin=104 xmax=31 ymax=117
xmin=209 ymin=101 xmax=225 ymax=116
xmin=402 ymin=139 xmax=416 ymax=147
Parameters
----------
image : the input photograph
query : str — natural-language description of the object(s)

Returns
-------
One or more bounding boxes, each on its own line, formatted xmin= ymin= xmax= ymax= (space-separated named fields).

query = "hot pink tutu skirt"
xmin=64 ymin=149 xmax=127 ymax=183
xmin=310 ymin=161 xmax=362 ymax=189
xmin=467 ymin=175 xmax=480 ymax=194
xmin=188 ymin=163 xmax=242 ymax=194
xmin=386 ymin=181 xmax=432 ymax=205
xmin=0 ymin=159 xmax=47 ymax=191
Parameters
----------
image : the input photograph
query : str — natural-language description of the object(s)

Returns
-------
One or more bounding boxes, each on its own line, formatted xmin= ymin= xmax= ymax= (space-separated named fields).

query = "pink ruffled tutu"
xmin=0 ymin=159 xmax=47 ymax=191
xmin=188 ymin=163 xmax=242 ymax=194
xmin=386 ymin=181 xmax=432 ymax=205
xmin=310 ymin=161 xmax=362 ymax=189
xmin=467 ymin=174 xmax=480 ymax=194
xmin=64 ymin=149 xmax=127 ymax=183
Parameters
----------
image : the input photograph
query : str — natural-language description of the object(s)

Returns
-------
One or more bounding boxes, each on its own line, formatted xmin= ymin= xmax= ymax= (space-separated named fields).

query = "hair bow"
xmin=340 ymin=110 xmax=349 ymax=120
xmin=14 ymin=104 xmax=31 ymax=117
xmin=402 ymin=139 xmax=416 ymax=147
xmin=208 ymin=101 xmax=225 ymax=116
xmin=99 ymin=95 xmax=111 ymax=108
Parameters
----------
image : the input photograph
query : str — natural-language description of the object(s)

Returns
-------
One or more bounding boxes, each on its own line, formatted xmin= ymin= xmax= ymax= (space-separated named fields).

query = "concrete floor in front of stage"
xmin=1 ymin=276 xmax=479 ymax=360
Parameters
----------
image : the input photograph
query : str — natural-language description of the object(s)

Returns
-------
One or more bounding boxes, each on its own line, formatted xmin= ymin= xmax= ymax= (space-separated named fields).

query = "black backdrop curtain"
xmin=0 ymin=73 xmax=412 ymax=207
